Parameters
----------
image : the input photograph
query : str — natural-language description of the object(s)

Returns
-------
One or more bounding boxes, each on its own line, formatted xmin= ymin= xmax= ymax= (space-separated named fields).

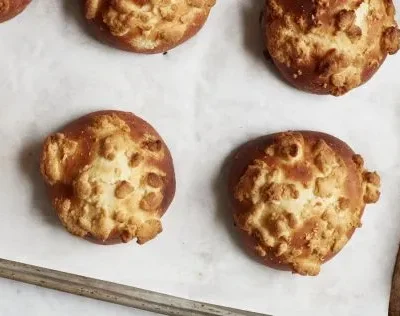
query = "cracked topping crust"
xmin=263 ymin=0 xmax=400 ymax=96
xmin=85 ymin=0 xmax=216 ymax=53
xmin=0 ymin=0 xmax=31 ymax=23
xmin=40 ymin=111 xmax=176 ymax=244
xmin=229 ymin=131 xmax=380 ymax=276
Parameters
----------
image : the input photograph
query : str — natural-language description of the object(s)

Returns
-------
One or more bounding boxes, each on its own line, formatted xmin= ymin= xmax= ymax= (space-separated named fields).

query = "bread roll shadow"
xmin=19 ymin=140 xmax=60 ymax=227
xmin=63 ymin=0 xmax=97 ymax=42
xmin=242 ymin=0 xmax=288 ymax=86
xmin=212 ymin=144 xmax=260 ymax=264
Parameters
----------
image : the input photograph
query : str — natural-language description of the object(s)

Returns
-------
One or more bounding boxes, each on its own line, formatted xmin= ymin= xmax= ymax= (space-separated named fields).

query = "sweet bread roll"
xmin=40 ymin=110 xmax=176 ymax=244
xmin=0 ymin=0 xmax=31 ymax=23
xmin=84 ymin=0 xmax=216 ymax=54
xmin=263 ymin=0 xmax=400 ymax=95
xmin=229 ymin=131 xmax=380 ymax=276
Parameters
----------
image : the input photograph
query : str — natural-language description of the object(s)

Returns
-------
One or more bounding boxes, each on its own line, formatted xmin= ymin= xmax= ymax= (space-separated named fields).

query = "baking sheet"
xmin=1 ymin=0 xmax=400 ymax=315
xmin=0 ymin=277 xmax=162 ymax=316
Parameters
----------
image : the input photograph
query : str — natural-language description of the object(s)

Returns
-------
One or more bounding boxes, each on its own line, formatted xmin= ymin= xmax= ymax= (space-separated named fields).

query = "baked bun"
xmin=263 ymin=0 xmax=400 ymax=95
xmin=40 ymin=110 xmax=175 ymax=244
xmin=84 ymin=0 xmax=216 ymax=54
xmin=229 ymin=131 xmax=380 ymax=276
xmin=0 ymin=0 xmax=31 ymax=23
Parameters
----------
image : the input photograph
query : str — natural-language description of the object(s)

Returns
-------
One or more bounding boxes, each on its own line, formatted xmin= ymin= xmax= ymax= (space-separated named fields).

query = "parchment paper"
xmin=1 ymin=1 xmax=400 ymax=315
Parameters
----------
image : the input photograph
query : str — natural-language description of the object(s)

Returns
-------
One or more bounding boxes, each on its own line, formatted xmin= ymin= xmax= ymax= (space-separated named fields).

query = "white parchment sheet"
xmin=1 ymin=1 xmax=400 ymax=315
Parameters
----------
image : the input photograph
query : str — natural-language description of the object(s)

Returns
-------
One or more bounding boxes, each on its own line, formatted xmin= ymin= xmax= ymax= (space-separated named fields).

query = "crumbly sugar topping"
xmin=41 ymin=113 xmax=170 ymax=244
xmin=86 ymin=0 xmax=216 ymax=51
xmin=265 ymin=0 xmax=400 ymax=95
xmin=234 ymin=132 xmax=380 ymax=275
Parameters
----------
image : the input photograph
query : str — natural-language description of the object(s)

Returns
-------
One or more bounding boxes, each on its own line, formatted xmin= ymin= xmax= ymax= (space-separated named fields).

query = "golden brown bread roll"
xmin=84 ymin=0 xmax=216 ymax=54
xmin=263 ymin=0 xmax=400 ymax=95
xmin=0 ymin=0 xmax=31 ymax=23
xmin=229 ymin=131 xmax=381 ymax=276
xmin=40 ymin=110 xmax=176 ymax=244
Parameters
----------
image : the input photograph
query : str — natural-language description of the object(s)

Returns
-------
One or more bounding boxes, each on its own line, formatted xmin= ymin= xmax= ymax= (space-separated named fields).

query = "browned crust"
xmin=228 ymin=131 xmax=369 ymax=273
xmin=89 ymin=11 xmax=208 ymax=54
xmin=389 ymin=246 xmax=400 ymax=316
xmin=263 ymin=0 xmax=400 ymax=95
xmin=271 ymin=59 xmax=384 ymax=96
xmin=0 ymin=0 xmax=31 ymax=23
xmin=84 ymin=0 xmax=212 ymax=54
xmin=41 ymin=110 xmax=176 ymax=244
